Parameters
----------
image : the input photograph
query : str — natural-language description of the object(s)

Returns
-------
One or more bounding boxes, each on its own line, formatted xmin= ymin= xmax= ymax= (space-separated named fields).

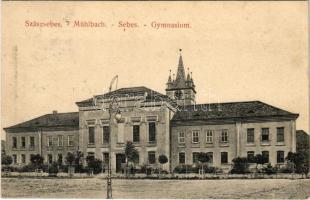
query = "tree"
xmin=30 ymin=154 xmax=44 ymax=167
xmin=230 ymin=157 xmax=249 ymax=174
xmin=74 ymin=151 xmax=84 ymax=166
xmin=197 ymin=152 xmax=210 ymax=175
xmin=158 ymin=154 xmax=168 ymax=165
xmin=66 ymin=152 xmax=76 ymax=176
xmin=124 ymin=141 xmax=139 ymax=176
xmin=48 ymin=162 xmax=59 ymax=177
xmin=1 ymin=155 xmax=12 ymax=166
xmin=286 ymin=151 xmax=308 ymax=175
xmin=296 ymin=130 xmax=309 ymax=176
xmin=74 ymin=151 xmax=84 ymax=173
xmin=158 ymin=154 xmax=168 ymax=174
xmin=253 ymin=154 xmax=265 ymax=171
xmin=66 ymin=152 xmax=75 ymax=166
xmin=86 ymin=158 xmax=102 ymax=174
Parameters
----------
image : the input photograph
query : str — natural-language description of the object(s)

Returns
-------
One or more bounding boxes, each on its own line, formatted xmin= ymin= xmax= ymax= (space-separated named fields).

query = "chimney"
xmin=52 ymin=110 xmax=58 ymax=121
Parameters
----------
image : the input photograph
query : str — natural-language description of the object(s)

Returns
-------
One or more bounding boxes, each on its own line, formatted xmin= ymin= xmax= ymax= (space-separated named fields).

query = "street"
xmin=1 ymin=177 xmax=310 ymax=199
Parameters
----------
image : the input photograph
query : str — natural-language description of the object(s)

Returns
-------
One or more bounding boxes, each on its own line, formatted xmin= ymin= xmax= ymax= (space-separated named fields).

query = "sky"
xmin=2 ymin=1 xmax=309 ymax=138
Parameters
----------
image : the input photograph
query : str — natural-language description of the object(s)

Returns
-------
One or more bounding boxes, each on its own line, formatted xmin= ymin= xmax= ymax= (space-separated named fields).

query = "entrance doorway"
xmin=116 ymin=154 xmax=126 ymax=173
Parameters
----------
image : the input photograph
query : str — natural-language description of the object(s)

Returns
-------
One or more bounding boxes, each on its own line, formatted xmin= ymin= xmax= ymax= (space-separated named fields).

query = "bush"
xmin=278 ymin=167 xmax=293 ymax=173
xmin=1 ymin=155 xmax=13 ymax=166
xmin=173 ymin=164 xmax=220 ymax=174
xmin=74 ymin=164 xmax=86 ymax=173
xmin=158 ymin=155 xmax=168 ymax=165
xmin=262 ymin=164 xmax=278 ymax=175
xmin=87 ymin=158 xmax=102 ymax=174
xmin=30 ymin=154 xmax=44 ymax=166
xmin=230 ymin=157 xmax=250 ymax=174
xmin=20 ymin=163 xmax=37 ymax=172
xmin=48 ymin=162 xmax=59 ymax=175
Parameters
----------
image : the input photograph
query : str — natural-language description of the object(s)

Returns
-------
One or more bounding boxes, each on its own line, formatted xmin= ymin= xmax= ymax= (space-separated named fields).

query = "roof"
xmin=172 ymin=101 xmax=299 ymax=123
xmin=76 ymin=86 xmax=177 ymax=107
xmin=4 ymin=112 xmax=79 ymax=132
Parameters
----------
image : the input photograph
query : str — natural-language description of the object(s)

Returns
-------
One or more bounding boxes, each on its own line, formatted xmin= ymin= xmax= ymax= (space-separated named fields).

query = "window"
xmin=88 ymin=127 xmax=95 ymax=144
xmin=277 ymin=127 xmax=284 ymax=142
xmin=221 ymin=152 xmax=228 ymax=164
xmin=48 ymin=154 xmax=53 ymax=164
xmin=68 ymin=135 xmax=74 ymax=146
xmin=133 ymin=125 xmax=140 ymax=143
xmin=103 ymin=152 xmax=109 ymax=165
xmin=102 ymin=126 xmax=110 ymax=144
xmin=261 ymin=128 xmax=269 ymax=141
xmin=148 ymin=151 xmax=156 ymax=164
xmin=262 ymin=151 xmax=269 ymax=163
xmin=21 ymin=154 xmax=26 ymax=164
xmin=206 ymin=130 xmax=213 ymax=143
xmin=12 ymin=137 xmax=17 ymax=148
xmin=47 ymin=136 xmax=53 ymax=147
xmin=277 ymin=151 xmax=285 ymax=163
xmin=206 ymin=152 xmax=213 ymax=163
xmin=192 ymin=131 xmax=200 ymax=143
xmin=247 ymin=151 xmax=255 ymax=163
xmin=12 ymin=154 xmax=17 ymax=164
xmin=57 ymin=135 xmax=63 ymax=147
xmin=221 ymin=130 xmax=229 ymax=143
xmin=247 ymin=128 xmax=254 ymax=143
xmin=192 ymin=152 xmax=199 ymax=163
xmin=30 ymin=137 xmax=35 ymax=147
xmin=148 ymin=122 xmax=156 ymax=143
xmin=21 ymin=137 xmax=26 ymax=148
xmin=179 ymin=152 xmax=185 ymax=164
xmin=178 ymin=132 xmax=185 ymax=144
xmin=57 ymin=154 xmax=63 ymax=164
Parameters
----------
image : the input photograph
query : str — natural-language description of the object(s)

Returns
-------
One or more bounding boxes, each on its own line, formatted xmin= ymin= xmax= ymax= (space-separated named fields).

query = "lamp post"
xmin=107 ymin=95 xmax=121 ymax=199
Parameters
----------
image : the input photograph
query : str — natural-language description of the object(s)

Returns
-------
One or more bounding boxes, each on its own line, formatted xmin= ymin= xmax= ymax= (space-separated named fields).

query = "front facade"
xmin=3 ymin=52 xmax=299 ymax=172
xmin=4 ymin=112 xmax=79 ymax=166
xmin=171 ymin=105 xmax=297 ymax=171
xmin=76 ymin=87 xmax=175 ymax=172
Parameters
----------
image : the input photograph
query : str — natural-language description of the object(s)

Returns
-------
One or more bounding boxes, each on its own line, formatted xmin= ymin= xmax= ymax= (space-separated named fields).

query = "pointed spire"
xmin=186 ymin=67 xmax=191 ymax=81
xmin=175 ymin=49 xmax=186 ymax=87
xmin=190 ymin=71 xmax=195 ymax=87
xmin=168 ymin=70 xmax=172 ymax=83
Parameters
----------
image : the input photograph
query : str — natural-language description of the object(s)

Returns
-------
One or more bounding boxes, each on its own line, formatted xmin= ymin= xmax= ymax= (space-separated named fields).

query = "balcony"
xmin=205 ymin=142 xmax=214 ymax=148
xmin=219 ymin=141 xmax=229 ymax=147
xmin=178 ymin=142 xmax=186 ymax=148
xmin=246 ymin=142 xmax=255 ymax=147
xmin=275 ymin=141 xmax=285 ymax=146
xmin=20 ymin=146 xmax=26 ymax=151
xmin=29 ymin=146 xmax=35 ymax=151
xmin=147 ymin=141 xmax=157 ymax=147
xmin=260 ymin=140 xmax=271 ymax=146
xmin=87 ymin=143 xmax=95 ymax=148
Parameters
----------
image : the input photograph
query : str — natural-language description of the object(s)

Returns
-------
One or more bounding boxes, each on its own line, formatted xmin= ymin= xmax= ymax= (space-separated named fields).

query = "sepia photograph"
xmin=1 ymin=1 xmax=309 ymax=199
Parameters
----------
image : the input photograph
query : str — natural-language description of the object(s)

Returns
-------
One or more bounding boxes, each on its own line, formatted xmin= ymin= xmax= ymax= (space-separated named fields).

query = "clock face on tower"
xmin=174 ymin=90 xmax=183 ymax=99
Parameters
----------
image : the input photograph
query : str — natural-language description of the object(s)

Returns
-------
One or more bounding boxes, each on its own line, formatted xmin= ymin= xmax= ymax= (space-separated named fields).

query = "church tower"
xmin=166 ymin=49 xmax=196 ymax=106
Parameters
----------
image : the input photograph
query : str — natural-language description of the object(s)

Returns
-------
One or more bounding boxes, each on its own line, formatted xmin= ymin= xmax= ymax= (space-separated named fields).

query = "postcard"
xmin=1 ymin=1 xmax=309 ymax=199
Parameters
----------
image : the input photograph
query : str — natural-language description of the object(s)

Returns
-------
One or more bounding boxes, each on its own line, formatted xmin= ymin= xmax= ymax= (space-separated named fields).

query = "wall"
xmin=5 ymin=129 xmax=79 ymax=166
xmin=171 ymin=119 xmax=296 ymax=171
xmin=79 ymin=103 xmax=172 ymax=172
